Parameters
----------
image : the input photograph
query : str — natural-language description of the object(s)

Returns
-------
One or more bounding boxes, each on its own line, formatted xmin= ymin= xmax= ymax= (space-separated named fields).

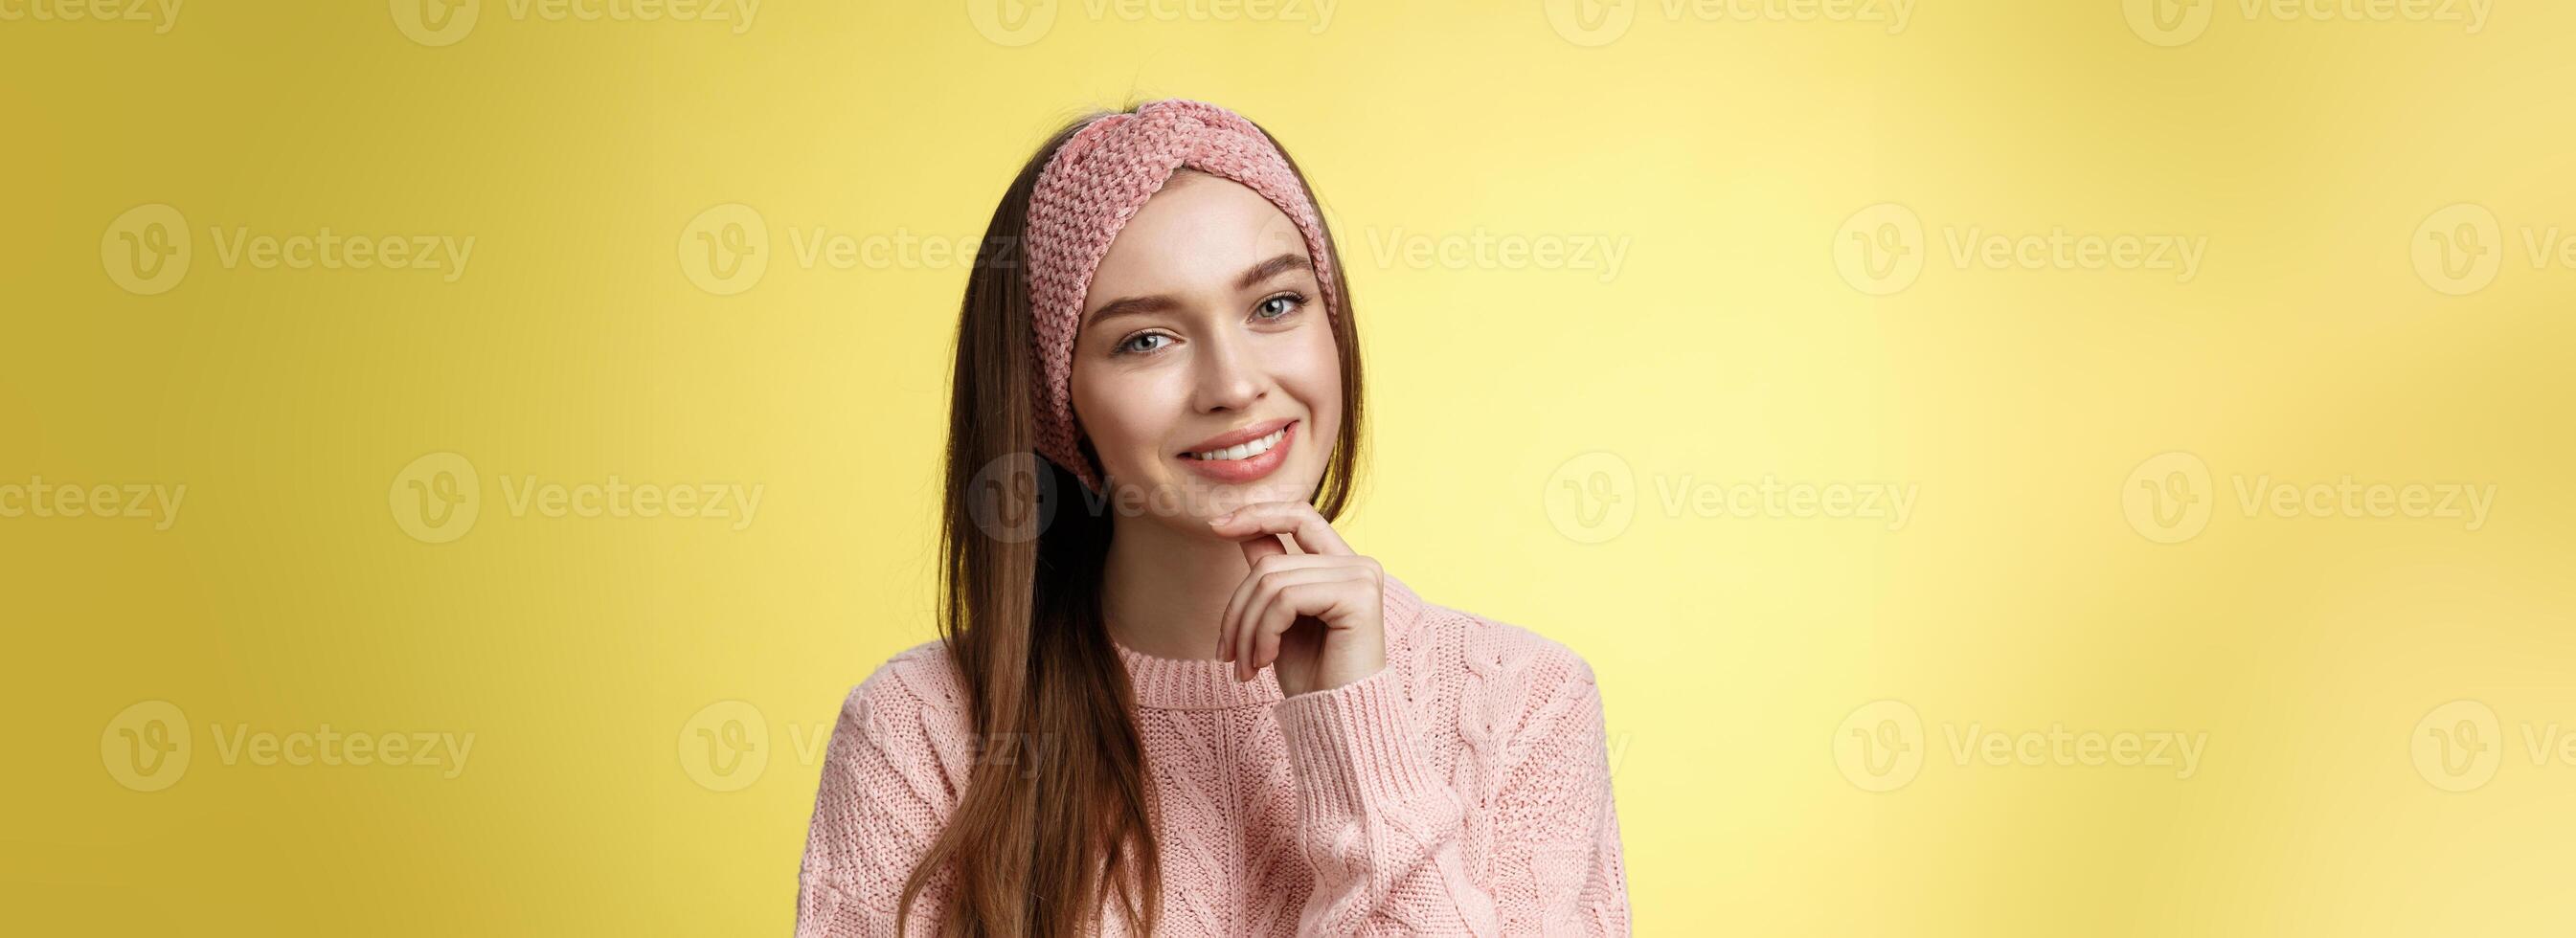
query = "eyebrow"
xmin=1085 ymin=253 xmax=1315 ymax=327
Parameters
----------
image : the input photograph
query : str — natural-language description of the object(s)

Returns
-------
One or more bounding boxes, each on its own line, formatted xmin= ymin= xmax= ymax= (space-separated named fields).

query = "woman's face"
xmin=1069 ymin=169 xmax=1341 ymax=530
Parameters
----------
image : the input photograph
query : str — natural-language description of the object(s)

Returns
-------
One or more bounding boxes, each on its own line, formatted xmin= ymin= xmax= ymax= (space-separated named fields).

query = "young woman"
xmin=794 ymin=99 xmax=1629 ymax=937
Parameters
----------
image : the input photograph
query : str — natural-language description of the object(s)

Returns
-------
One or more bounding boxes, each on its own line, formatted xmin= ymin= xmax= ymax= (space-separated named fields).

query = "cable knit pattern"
xmin=1024 ymin=99 xmax=1344 ymax=496
xmin=793 ymin=575 xmax=1629 ymax=936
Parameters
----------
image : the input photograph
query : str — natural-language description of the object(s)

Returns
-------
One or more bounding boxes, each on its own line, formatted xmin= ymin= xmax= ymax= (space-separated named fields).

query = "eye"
xmin=1254 ymin=291 xmax=1308 ymax=322
xmin=1115 ymin=331 xmax=1174 ymax=356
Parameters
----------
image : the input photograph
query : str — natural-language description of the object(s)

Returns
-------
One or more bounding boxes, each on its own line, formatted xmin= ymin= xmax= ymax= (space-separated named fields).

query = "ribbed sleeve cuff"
xmin=1273 ymin=666 xmax=1449 ymax=821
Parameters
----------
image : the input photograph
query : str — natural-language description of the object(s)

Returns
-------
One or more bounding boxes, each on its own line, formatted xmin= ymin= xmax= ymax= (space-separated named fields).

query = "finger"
xmin=1240 ymin=569 xmax=1359 ymax=679
xmin=1249 ymin=576 xmax=1362 ymax=676
xmin=1220 ymin=550 xmax=1343 ymax=661
xmin=1209 ymin=501 xmax=1354 ymax=557
xmin=1232 ymin=564 xmax=1356 ymax=678
xmin=1220 ymin=533 xmax=1290 ymax=660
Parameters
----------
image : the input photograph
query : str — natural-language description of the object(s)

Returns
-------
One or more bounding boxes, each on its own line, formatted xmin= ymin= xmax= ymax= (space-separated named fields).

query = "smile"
xmin=1185 ymin=424 xmax=1288 ymax=461
xmin=1175 ymin=419 xmax=1298 ymax=484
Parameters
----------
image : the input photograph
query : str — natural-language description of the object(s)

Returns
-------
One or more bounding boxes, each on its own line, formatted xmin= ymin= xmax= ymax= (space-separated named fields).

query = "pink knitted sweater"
xmin=793 ymin=574 xmax=1631 ymax=936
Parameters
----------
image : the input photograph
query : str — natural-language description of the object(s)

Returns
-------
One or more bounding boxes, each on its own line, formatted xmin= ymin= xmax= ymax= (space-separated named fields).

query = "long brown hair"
xmin=903 ymin=102 xmax=1366 ymax=936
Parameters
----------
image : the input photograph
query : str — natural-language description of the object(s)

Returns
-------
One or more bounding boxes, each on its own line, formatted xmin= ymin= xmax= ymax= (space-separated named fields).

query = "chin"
xmin=1206 ymin=474 xmax=1315 ymax=514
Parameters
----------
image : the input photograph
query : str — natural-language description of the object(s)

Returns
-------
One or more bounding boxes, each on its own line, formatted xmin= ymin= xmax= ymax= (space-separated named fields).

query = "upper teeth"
xmin=1189 ymin=426 xmax=1286 ymax=461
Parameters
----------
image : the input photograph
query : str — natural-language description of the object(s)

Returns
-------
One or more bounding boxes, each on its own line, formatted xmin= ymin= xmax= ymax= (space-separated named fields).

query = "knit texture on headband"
xmin=1023 ymin=99 xmax=1342 ymax=496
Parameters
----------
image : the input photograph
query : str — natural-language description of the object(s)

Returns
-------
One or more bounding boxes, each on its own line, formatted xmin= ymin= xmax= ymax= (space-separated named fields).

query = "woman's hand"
xmin=1209 ymin=501 xmax=1386 ymax=697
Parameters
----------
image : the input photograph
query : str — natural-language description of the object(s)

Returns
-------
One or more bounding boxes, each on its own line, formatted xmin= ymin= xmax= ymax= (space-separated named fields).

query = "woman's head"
xmin=916 ymin=99 xmax=1363 ymax=936
xmin=1021 ymin=98 xmax=1365 ymax=527
xmin=1071 ymin=168 xmax=1346 ymax=531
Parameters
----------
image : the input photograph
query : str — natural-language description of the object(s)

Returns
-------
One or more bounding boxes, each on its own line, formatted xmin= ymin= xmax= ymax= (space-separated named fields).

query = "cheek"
xmin=1284 ymin=324 xmax=1344 ymax=443
xmin=1072 ymin=367 xmax=1187 ymax=473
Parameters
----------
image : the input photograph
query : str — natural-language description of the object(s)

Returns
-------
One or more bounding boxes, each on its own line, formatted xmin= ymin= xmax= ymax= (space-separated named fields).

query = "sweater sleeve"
xmin=794 ymin=664 xmax=961 ymax=938
xmin=1272 ymin=655 xmax=1631 ymax=936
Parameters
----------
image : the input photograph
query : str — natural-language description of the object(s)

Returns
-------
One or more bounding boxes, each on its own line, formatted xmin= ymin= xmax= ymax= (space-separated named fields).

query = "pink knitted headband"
xmin=1024 ymin=99 xmax=1342 ymax=495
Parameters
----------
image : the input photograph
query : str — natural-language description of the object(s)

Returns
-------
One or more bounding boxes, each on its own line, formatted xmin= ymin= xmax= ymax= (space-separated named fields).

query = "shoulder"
xmin=802 ymin=641 xmax=973 ymax=912
xmin=1390 ymin=578 xmax=1601 ymax=709
xmin=830 ymin=639 xmax=972 ymax=758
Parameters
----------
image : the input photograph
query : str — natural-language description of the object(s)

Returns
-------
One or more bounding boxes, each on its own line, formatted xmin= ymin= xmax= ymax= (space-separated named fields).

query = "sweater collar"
xmin=1113 ymin=573 xmax=1426 ymax=711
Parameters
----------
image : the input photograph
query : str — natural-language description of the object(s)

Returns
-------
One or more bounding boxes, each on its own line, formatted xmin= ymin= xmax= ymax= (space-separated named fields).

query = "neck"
xmin=1100 ymin=512 xmax=1254 ymax=661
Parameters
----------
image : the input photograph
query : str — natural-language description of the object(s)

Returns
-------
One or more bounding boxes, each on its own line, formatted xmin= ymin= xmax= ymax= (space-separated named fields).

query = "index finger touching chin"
xmin=1212 ymin=501 xmax=1352 ymax=556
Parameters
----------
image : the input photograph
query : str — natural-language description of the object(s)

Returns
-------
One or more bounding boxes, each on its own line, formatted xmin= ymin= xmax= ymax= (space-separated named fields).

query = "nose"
xmin=1190 ymin=325 xmax=1269 ymax=415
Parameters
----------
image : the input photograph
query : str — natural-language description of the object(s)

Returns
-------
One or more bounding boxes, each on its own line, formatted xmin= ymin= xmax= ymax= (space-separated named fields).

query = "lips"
xmin=1179 ymin=417 xmax=1296 ymax=457
xmin=1176 ymin=418 xmax=1298 ymax=485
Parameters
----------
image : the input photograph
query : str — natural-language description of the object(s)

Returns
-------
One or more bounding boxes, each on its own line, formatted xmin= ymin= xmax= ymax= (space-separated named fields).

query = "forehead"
xmin=1086 ymin=171 xmax=1308 ymax=301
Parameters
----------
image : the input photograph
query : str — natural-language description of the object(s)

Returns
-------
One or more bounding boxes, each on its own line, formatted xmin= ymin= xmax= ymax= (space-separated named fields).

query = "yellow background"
xmin=8 ymin=0 xmax=2574 ymax=934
